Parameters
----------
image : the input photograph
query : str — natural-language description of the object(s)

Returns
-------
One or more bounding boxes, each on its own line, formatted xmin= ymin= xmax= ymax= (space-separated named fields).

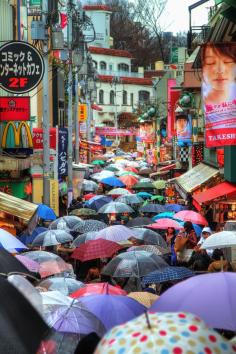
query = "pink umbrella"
xmin=175 ymin=210 xmax=208 ymax=225
xmin=148 ymin=218 xmax=183 ymax=230
xmin=15 ymin=255 xmax=40 ymax=273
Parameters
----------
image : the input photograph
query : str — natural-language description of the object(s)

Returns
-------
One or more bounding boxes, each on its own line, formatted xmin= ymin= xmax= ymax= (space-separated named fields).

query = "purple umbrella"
xmin=15 ymin=255 xmax=40 ymax=273
xmin=164 ymin=204 xmax=187 ymax=212
xmin=78 ymin=294 xmax=145 ymax=330
xmin=85 ymin=195 xmax=112 ymax=211
xmin=95 ymin=225 xmax=137 ymax=242
xmin=150 ymin=272 xmax=236 ymax=331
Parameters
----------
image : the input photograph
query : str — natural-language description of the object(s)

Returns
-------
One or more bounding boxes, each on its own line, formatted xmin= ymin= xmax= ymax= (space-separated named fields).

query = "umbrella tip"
xmin=145 ymin=311 xmax=152 ymax=330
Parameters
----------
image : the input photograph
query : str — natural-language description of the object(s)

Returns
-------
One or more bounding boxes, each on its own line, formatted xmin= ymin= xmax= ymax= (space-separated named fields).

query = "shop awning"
xmin=0 ymin=192 xmax=38 ymax=222
xmin=194 ymin=182 xmax=236 ymax=206
xmin=175 ymin=163 xmax=219 ymax=195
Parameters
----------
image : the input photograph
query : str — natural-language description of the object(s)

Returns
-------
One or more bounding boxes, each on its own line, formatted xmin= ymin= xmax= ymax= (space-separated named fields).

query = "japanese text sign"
xmin=0 ymin=97 xmax=30 ymax=121
xmin=0 ymin=41 xmax=44 ymax=94
xmin=58 ymin=128 xmax=68 ymax=177
xmin=78 ymin=104 xmax=87 ymax=122
xmin=33 ymin=128 xmax=57 ymax=150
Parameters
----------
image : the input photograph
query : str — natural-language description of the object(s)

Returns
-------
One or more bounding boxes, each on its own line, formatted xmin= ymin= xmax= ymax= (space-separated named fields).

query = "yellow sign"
xmin=50 ymin=179 xmax=59 ymax=216
xmin=2 ymin=121 xmax=33 ymax=148
xmin=78 ymin=104 xmax=87 ymax=122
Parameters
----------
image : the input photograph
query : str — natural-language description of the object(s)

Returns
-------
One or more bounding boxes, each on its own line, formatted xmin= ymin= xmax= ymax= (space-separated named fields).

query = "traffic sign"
xmin=0 ymin=41 xmax=44 ymax=94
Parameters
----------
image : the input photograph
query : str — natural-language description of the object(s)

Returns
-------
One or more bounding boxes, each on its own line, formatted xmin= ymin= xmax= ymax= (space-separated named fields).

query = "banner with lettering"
xmin=58 ymin=128 xmax=68 ymax=177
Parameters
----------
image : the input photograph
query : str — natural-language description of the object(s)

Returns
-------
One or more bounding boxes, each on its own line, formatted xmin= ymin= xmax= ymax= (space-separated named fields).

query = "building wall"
xmin=91 ymin=53 xmax=131 ymax=74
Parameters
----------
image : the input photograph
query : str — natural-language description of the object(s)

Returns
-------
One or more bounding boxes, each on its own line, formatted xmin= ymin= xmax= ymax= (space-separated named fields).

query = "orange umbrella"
xmin=125 ymin=167 xmax=139 ymax=174
xmin=119 ymin=175 xmax=139 ymax=187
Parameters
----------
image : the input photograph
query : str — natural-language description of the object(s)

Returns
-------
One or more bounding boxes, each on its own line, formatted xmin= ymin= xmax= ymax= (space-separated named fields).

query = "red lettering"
xmin=19 ymin=78 xmax=28 ymax=87
xmin=8 ymin=78 xmax=19 ymax=88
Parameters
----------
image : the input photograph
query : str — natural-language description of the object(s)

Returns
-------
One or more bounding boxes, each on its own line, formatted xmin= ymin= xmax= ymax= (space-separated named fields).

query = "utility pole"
xmin=67 ymin=0 xmax=73 ymax=206
xmin=42 ymin=0 xmax=50 ymax=205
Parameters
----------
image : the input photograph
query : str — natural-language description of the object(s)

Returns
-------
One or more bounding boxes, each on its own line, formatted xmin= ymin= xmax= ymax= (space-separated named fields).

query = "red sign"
xmin=167 ymin=79 xmax=181 ymax=140
xmin=33 ymin=128 xmax=57 ymax=149
xmin=0 ymin=97 xmax=30 ymax=121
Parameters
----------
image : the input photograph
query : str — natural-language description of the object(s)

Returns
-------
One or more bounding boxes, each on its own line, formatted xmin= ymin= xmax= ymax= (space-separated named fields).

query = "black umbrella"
xmin=0 ymin=249 xmax=33 ymax=276
xmin=127 ymin=217 xmax=153 ymax=228
xmin=140 ymin=204 xmax=166 ymax=214
xmin=0 ymin=277 xmax=50 ymax=354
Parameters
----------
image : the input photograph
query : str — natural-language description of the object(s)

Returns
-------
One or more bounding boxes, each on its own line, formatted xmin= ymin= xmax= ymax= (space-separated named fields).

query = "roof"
xmin=83 ymin=5 xmax=112 ymax=12
xmin=98 ymin=75 xmax=153 ymax=86
xmin=194 ymin=182 xmax=236 ymax=205
xmin=89 ymin=46 xmax=132 ymax=58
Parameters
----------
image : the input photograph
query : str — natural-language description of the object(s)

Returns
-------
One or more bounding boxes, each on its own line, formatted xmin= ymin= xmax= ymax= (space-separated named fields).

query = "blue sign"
xmin=58 ymin=128 xmax=68 ymax=177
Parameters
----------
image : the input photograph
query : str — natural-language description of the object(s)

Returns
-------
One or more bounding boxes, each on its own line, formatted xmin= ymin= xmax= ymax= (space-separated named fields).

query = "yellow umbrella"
xmin=127 ymin=291 xmax=159 ymax=308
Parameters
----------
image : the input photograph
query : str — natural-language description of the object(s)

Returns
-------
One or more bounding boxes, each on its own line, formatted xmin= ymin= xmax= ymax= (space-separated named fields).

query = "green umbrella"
xmin=105 ymin=166 xmax=119 ymax=172
xmin=151 ymin=195 xmax=165 ymax=202
xmin=153 ymin=180 xmax=166 ymax=189
xmin=92 ymin=160 xmax=105 ymax=165
xmin=70 ymin=208 xmax=98 ymax=217
xmin=132 ymin=182 xmax=155 ymax=190
xmin=118 ymin=171 xmax=139 ymax=178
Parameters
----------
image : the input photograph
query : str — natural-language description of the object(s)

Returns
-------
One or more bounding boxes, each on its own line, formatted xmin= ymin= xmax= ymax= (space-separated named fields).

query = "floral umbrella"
xmin=95 ymin=312 xmax=236 ymax=354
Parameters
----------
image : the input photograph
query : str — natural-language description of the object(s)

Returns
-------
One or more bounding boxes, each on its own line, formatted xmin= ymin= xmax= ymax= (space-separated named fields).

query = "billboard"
xmin=139 ymin=123 xmax=155 ymax=143
xmin=176 ymin=113 xmax=192 ymax=146
xmin=0 ymin=97 xmax=30 ymax=121
xmin=201 ymin=42 xmax=236 ymax=147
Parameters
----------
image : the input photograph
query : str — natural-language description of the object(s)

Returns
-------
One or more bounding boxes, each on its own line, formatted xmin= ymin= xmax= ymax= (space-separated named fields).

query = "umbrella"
xmin=148 ymin=218 xmax=183 ymax=230
xmin=152 ymin=180 xmax=166 ymax=189
xmin=118 ymin=171 xmax=139 ymax=177
xmin=95 ymin=312 xmax=235 ymax=354
xmin=101 ymin=177 xmax=125 ymax=187
xmin=152 ymin=211 xmax=175 ymax=220
xmin=91 ymin=171 xmax=115 ymax=181
xmin=107 ymin=188 xmax=131 ymax=196
xmin=49 ymin=216 xmax=82 ymax=230
xmin=71 ymin=239 xmax=122 ymax=262
xmin=178 ymin=221 xmax=203 ymax=237
xmin=138 ymin=167 xmax=152 ymax=175
xmin=132 ymin=182 xmax=155 ymax=190
xmin=0 ymin=249 xmax=33 ymax=276
xmin=175 ymin=210 xmax=208 ymax=225
xmin=151 ymin=272 xmax=236 ymax=331
xmin=140 ymin=204 xmax=166 ymax=214
xmin=98 ymin=202 xmax=134 ymax=214
xmin=126 ymin=217 xmax=152 ymax=227
xmin=127 ymin=244 xmax=168 ymax=256
xmin=15 ymin=254 xmax=40 ymax=273
xmin=82 ymin=179 xmax=98 ymax=192
xmin=70 ymin=283 xmax=127 ymax=298
xmin=38 ymin=277 xmax=85 ymax=296
xmin=95 ymin=225 xmax=137 ymax=242
xmin=136 ymin=192 xmax=152 ymax=199
xmin=125 ymin=167 xmax=139 ymax=173
xmin=73 ymin=219 xmax=107 ymax=233
xmin=131 ymin=228 xmax=167 ymax=248
xmin=83 ymin=193 xmax=96 ymax=200
xmin=0 ymin=228 xmax=27 ymax=252
xmin=201 ymin=230 xmax=236 ymax=249
xmin=91 ymin=160 xmax=105 ymax=165
xmin=72 ymin=231 xmax=99 ymax=247
xmin=119 ymin=175 xmax=139 ymax=187
xmin=102 ymin=251 xmax=168 ymax=278
xmin=78 ymin=294 xmax=145 ymax=331
xmin=37 ymin=204 xmax=57 ymax=220
xmin=32 ymin=230 xmax=73 ymax=247
xmin=116 ymin=194 xmax=144 ymax=205
xmin=104 ymin=166 xmax=119 ymax=172
xmin=150 ymin=195 xmax=164 ymax=202
xmin=19 ymin=227 xmax=48 ymax=246
xmin=143 ymin=266 xmax=194 ymax=285
xmin=165 ymin=203 xmax=187 ymax=212
xmin=139 ymin=177 xmax=153 ymax=183
xmin=127 ymin=291 xmax=158 ymax=307
xmin=70 ymin=208 xmax=98 ymax=217
xmin=85 ymin=195 xmax=112 ymax=211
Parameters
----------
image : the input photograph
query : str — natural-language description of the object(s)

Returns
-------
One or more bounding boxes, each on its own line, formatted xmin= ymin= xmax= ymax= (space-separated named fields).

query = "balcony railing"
xmin=98 ymin=69 xmax=143 ymax=78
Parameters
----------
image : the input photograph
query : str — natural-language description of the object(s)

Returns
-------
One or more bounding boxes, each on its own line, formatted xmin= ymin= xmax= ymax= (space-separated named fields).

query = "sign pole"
xmin=42 ymin=0 xmax=50 ymax=205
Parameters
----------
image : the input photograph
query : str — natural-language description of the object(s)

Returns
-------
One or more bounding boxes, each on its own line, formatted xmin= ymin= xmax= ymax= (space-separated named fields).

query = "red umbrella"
xmin=83 ymin=193 xmax=97 ymax=201
xmin=148 ymin=218 xmax=183 ymax=230
xmin=175 ymin=210 xmax=208 ymax=226
xmin=71 ymin=239 xmax=122 ymax=262
xmin=70 ymin=282 xmax=127 ymax=298
xmin=119 ymin=175 xmax=139 ymax=187
xmin=125 ymin=167 xmax=139 ymax=174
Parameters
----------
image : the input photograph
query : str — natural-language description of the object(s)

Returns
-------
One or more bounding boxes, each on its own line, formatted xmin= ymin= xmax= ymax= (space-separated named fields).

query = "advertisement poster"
xmin=201 ymin=42 xmax=236 ymax=147
xmin=58 ymin=128 xmax=68 ymax=177
xmin=176 ymin=113 xmax=192 ymax=146
xmin=139 ymin=123 xmax=155 ymax=143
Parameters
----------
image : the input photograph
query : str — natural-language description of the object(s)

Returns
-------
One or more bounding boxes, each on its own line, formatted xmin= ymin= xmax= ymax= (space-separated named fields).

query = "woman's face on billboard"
xmin=203 ymin=46 xmax=235 ymax=92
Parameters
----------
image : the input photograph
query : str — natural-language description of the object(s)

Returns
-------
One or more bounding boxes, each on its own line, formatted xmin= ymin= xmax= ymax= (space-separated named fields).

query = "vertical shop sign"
xmin=50 ymin=179 xmax=59 ymax=216
xmin=58 ymin=128 xmax=68 ymax=177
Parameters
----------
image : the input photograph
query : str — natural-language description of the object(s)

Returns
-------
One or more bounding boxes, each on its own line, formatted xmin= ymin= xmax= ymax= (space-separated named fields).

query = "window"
xmin=130 ymin=93 xmax=134 ymax=107
xmin=100 ymin=61 xmax=107 ymax=70
xmin=123 ymin=90 xmax=127 ymax=105
xmin=138 ymin=90 xmax=150 ymax=103
xmin=93 ymin=60 xmax=97 ymax=69
xmin=109 ymin=64 xmax=113 ymax=71
xmin=118 ymin=63 xmax=129 ymax=72
xmin=110 ymin=90 xmax=115 ymax=105
xmin=99 ymin=90 xmax=104 ymax=104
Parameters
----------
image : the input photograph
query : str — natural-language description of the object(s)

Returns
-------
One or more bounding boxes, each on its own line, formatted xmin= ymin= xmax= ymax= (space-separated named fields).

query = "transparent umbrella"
xmin=102 ymin=251 xmax=168 ymax=278
xmin=107 ymin=188 xmax=131 ymax=196
xmin=132 ymin=228 xmax=167 ymax=248
xmin=116 ymin=194 xmax=144 ymax=205
xmin=95 ymin=225 xmax=137 ymax=242
xmin=82 ymin=179 xmax=98 ymax=192
xmin=49 ymin=216 xmax=82 ymax=231
xmin=72 ymin=231 xmax=99 ymax=247
xmin=32 ymin=230 xmax=73 ymax=247
xmin=39 ymin=277 xmax=85 ymax=296
xmin=98 ymin=202 xmax=134 ymax=214
xmin=73 ymin=219 xmax=107 ymax=234
xmin=127 ymin=245 xmax=168 ymax=256
xmin=140 ymin=204 xmax=166 ymax=214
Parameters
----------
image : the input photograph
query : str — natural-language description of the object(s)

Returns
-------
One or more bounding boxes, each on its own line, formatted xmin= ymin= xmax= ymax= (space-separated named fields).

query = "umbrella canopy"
xmin=91 ymin=171 xmax=115 ymax=182
xmin=15 ymin=254 xmax=40 ymax=273
xmin=32 ymin=229 xmax=73 ymax=247
xmin=19 ymin=226 xmax=48 ymax=246
xmin=37 ymin=204 xmax=57 ymax=220
xmin=0 ymin=249 xmax=33 ymax=276
xmin=49 ymin=216 xmax=82 ymax=230
xmin=85 ymin=195 xmax=112 ymax=211
xmin=91 ymin=160 xmax=105 ymax=165
xmin=70 ymin=208 xmax=98 ymax=217
xmin=104 ymin=166 xmax=119 ymax=172
xmin=73 ymin=219 xmax=107 ymax=233
xmin=78 ymin=294 xmax=145 ymax=331
xmin=165 ymin=203 xmax=186 ymax=212
xmin=201 ymin=230 xmax=236 ymax=249
xmin=71 ymin=239 xmax=122 ymax=262
xmin=119 ymin=175 xmax=139 ymax=187
xmin=118 ymin=171 xmax=139 ymax=178
xmin=175 ymin=210 xmax=208 ymax=225
xmin=143 ymin=266 xmax=194 ymax=285
xmin=131 ymin=228 xmax=167 ymax=248
xmin=127 ymin=244 xmax=168 ymax=256
xmin=95 ymin=312 xmax=235 ymax=354
xmin=72 ymin=231 xmax=98 ymax=247
xmin=83 ymin=193 xmax=96 ymax=201
xmin=140 ymin=204 xmax=166 ymax=214
xmin=116 ymin=194 xmax=144 ymax=205
xmin=39 ymin=277 xmax=85 ymax=296
xmin=151 ymin=195 xmax=165 ymax=202
xmin=152 ymin=180 xmax=166 ymax=189
xmin=0 ymin=228 xmax=27 ymax=252
xmin=125 ymin=167 xmax=139 ymax=173
xmin=148 ymin=218 xmax=183 ymax=230
xmin=108 ymin=188 xmax=131 ymax=196
xmin=179 ymin=221 xmax=203 ymax=237
xmin=152 ymin=211 xmax=175 ymax=220
xmin=136 ymin=192 xmax=152 ymax=199
xmin=139 ymin=177 xmax=153 ymax=183
xmin=150 ymin=272 xmax=236 ymax=331
xmin=95 ymin=225 xmax=137 ymax=242
xmin=127 ymin=291 xmax=158 ymax=307
xmin=102 ymin=251 xmax=168 ymax=278
xmin=82 ymin=179 xmax=98 ymax=192
xmin=98 ymin=202 xmax=134 ymax=214
xmin=138 ymin=167 xmax=152 ymax=175
xmin=126 ymin=217 xmax=152 ymax=228
xmin=101 ymin=177 xmax=125 ymax=187
xmin=70 ymin=282 xmax=127 ymax=298
xmin=132 ymin=182 xmax=155 ymax=190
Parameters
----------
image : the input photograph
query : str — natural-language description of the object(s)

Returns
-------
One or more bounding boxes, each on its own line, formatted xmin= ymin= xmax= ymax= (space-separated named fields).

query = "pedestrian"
xmin=165 ymin=227 xmax=177 ymax=265
xmin=174 ymin=221 xmax=198 ymax=264
xmin=208 ymin=249 xmax=232 ymax=272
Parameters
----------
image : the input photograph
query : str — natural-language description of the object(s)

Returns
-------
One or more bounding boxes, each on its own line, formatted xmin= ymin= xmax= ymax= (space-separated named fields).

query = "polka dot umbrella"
xmin=95 ymin=312 xmax=236 ymax=354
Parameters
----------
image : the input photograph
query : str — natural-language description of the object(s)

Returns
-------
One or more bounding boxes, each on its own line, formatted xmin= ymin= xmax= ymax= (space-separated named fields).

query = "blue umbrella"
xmin=19 ymin=227 xmax=47 ymax=245
xmin=137 ymin=192 xmax=153 ymax=199
xmin=37 ymin=204 xmax=57 ymax=220
xmin=165 ymin=204 xmax=187 ymax=212
xmin=142 ymin=266 xmax=194 ymax=285
xmin=101 ymin=177 xmax=125 ymax=187
xmin=178 ymin=221 xmax=203 ymax=237
xmin=152 ymin=212 xmax=175 ymax=221
xmin=85 ymin=195 xmax=112 ymax=211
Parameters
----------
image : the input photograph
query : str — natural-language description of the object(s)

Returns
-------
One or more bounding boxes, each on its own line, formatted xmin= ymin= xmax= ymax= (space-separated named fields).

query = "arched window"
xmin=110 ymin=90 xmax=115 ymax=105
xmin=99 ymin=90 xmax=104 ymax=104
xmin=139 ymin=90 xmax=150 ymax=103
xmin=118 ymin=63 xmax=129 ymax=72
xmin=130 ymin=93 xmax=134 ymax=107
xmin=100 ymin=61 xmax=107 ymax=70
xmin=92 ymin=60 xmax=97 ymax=69
xmin=123 ymin=90 xmax=127 ymax=105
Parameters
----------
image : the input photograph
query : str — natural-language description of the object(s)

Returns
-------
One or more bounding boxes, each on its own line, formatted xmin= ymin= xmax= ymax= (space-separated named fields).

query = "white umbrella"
xmin=0 ymin=228 xmax=27 ymax=252
xmin=201 ymin=231 xmax=236 ymax=249
xmin=91 ymin=171 xmax=114 ymax=181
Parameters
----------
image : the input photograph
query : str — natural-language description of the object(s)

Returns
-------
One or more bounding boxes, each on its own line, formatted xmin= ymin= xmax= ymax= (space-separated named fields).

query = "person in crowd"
xmin=85 ymin=267 xmax=101 ymax=283
xmin=165 ymin=227 xmax=177 ymax=266
xmin=208 ymin=249 xmax=232 ymax=272
xmin=197 ymin=226 xmax=213 ymax=256
xmin=174 ymin=221 xmax=198 ymax=264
